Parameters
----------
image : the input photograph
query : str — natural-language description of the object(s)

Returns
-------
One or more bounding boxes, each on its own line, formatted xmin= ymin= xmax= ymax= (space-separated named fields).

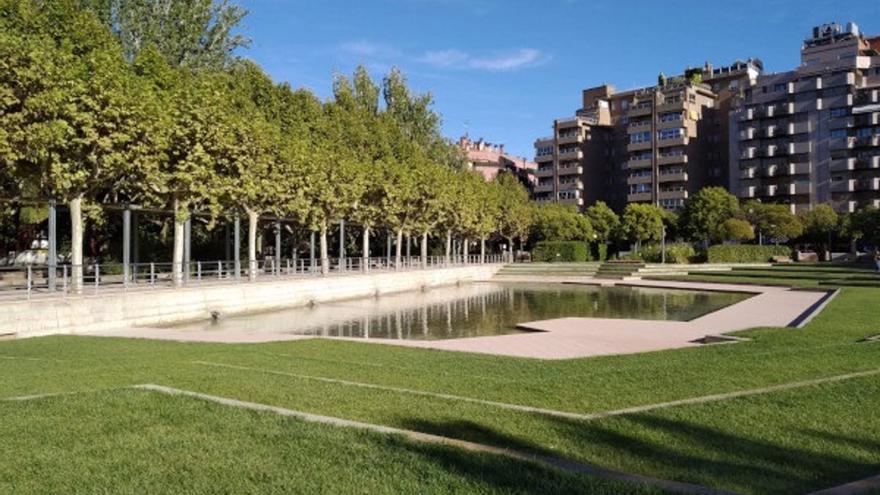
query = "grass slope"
xmin=1 ymin=264 xmax=878 ymax=493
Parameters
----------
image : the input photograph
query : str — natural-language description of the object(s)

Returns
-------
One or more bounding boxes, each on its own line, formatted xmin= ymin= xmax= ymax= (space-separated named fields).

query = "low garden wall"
xmin=0 ymin=265 xmax=502 ymax=339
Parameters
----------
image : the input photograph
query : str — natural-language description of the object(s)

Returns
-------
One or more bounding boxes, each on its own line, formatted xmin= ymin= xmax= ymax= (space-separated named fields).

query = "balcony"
xmin=764 ymin=145 xmax=782 ymax=158
xmin=764 ymin=184 xmax=780 ymax=197
xmin=558 ymin=163 xmax=583 ymax=176
xmin=740 ymin=185 xmax=757 ymax=198
xmin=789 ymin=162 xmax=811 ymax=176
xmin=855 ymin=135 xmax=880 ymax=148
xmin=558 ymin=180 xmax=583 ymax=191
xmin=830 ymin=179 xmax=856 ymax=193
xmin=854 ymin=112 xmax=880 ymax=126
xmin=856 ymin=156 xmax=880 ymax=169
xmin=740 ymin=128 xmax=756 ymax=140
xmin=740 ymin=167 xmax=756 ymax=179
xmin=557 ymin=149 xmax=583 ymax=161
xmin=535 ymin=167 xmax=555 ymax=177
xmin=741 ymin=147 xmax=756 ymax=160
xmin=825 ymin=72 xmax=856 ymax=88
xmin=627 ymin=140 xmax=653 ymax=152
xmin=658 ymin=136 xmax=688 ymax=147
xmin=658 ymin=189 xmax=688 ymax=201
xmin=657 ymin=153 xmax=688 ymax=166
xmin=535 ymin=153 xmax=554 ymax=163
xmin=788 ymin=182 xmax=811 ymax=195
xmin=557 ymin=132 xmax=582 ymax=145
xmin=627 ymin=191 xmax=653 ymax=203
xmin=627 ymin=174 xmax=652 ymax=185
xmin=656 ymin=100 xmax=685 ymax=113
xmin=855 ymin=178 xmax=880 ymax=191
xmin=739 ymin=108 xmax=756 ymax=121
xmin=788 ymin=121 xmax=810 ymax=135
xmin=821 ymin=94 xmax=854 ymax=109
xmin=659 ymin=171 xmax=688 ymax=183
xmin=789 ymin=141 xmax=811 ymax=155
xmin=627 ymin=103 xmax=653 ymax=117
xmin=763 ymin=164 xmax=782 ymax=177
xmin=794 ymin=77 xmax=821 ymax=92
xmin=657 ymin=116 xmax=684 ymax=130
xmin=628 ymin=156 xmax=652 ymax=170
xmin=628 ymin=120 xmax=651 ymax=130
xmin=558 ymin=196 xmax=584 ymax=207
xmin=534 ymin=182 xmax=554 ymax=193
xmin=830 ymin=157 xmax=856 ymax=172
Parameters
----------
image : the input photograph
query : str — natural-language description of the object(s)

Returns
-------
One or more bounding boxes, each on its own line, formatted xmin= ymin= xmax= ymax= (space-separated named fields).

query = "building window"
xmin=830 ymin=129 xmax=847 ymax=138
xmin=657 ymin=128 xmax=683 ymax=140
xmin=629 ymin=184 xmax=651 ymax=194
xmin=659 ymin=112 xmax=682 ymax=123
xmin=536 ymin=146 xmax=553 ymax=157
xmin=629 ymin=131 xmax=651 ymax=144
xmin=774 ymin=83 xmax=786 ymax=92
xmin=830 ymin=107 xmax=849 ymax=118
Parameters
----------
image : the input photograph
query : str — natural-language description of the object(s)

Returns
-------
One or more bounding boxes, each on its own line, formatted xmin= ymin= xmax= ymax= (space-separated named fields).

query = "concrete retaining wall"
xmin=1 ymin=265 xmax=502 ymax=338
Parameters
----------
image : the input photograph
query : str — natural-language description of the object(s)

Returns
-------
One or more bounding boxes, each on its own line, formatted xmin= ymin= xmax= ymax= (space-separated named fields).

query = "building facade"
xmin=458 ymin=136 xmax=537 ymax=190
xmin=533 ymin=21 xmax=880 ymax=215
xmin=730 ymin=22 xmax=880 ymax=214
xmin=533 ymin=61 xmax=761 ymax=212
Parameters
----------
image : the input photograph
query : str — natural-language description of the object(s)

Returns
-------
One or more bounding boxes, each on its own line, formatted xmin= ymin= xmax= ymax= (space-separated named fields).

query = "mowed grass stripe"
xmin=194 ymin=360 xmax=880 ymax=424
xmin=192 ymin=360 xmax=596 ymax=421
xmin=134 ymin=383 xmax=736 ymax=495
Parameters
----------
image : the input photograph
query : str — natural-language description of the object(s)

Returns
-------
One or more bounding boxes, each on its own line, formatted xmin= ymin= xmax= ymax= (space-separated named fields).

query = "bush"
xmin=636 ymin=243 xmax=696 ymax=264
xmin=532 ymin=241 xmax=589 ymax=262
xmin=706 ymin=245 xmax=791 ymax=263
xmin=595 ymin=243 xmax=608 ymax=262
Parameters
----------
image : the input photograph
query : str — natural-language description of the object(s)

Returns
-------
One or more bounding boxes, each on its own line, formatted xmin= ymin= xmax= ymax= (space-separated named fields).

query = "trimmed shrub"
xmin=637 ymin=243 xmax=696 ymax=264
xmin=596 ymin=243 xmax=608 ymax=262
xmin=532 ymin=241 xmax=589 ymax=262
xmin=706 ymin=245 xmax=791 ymax=263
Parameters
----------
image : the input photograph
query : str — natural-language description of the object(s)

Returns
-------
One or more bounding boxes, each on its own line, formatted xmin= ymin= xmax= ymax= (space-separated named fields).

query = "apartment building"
xmin=458 ymin=135 xmax=536 ymax=189
xmin=730 ymin=22 xmax=880 ymax=213
xmin=534 ymin=61 xmax=761 ymax=212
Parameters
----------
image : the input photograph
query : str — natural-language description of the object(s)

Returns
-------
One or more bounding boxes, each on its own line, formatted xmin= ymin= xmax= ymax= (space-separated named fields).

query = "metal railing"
xmin=0 ymin=254 xmax=507 ymax=301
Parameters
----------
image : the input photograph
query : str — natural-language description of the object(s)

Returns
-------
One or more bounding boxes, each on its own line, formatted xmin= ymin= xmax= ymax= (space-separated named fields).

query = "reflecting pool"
xmin=161 ymin=282 xmax=751 ymax=340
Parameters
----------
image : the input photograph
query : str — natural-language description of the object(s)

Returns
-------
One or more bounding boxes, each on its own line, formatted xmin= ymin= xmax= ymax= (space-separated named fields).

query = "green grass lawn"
xmin=1 ymin=265 xmax=879 ymax=494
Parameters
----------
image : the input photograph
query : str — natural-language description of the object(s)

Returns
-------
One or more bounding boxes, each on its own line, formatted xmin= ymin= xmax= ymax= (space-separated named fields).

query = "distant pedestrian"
xmin=875 ymin=248 xmax=880 ymax=272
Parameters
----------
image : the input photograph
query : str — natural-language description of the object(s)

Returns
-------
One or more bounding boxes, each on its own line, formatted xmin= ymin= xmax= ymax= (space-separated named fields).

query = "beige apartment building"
xmin=730 ymin=22 xmax=880 ymax=214
xmin=534 ymin=61 xmax=761 ymax=211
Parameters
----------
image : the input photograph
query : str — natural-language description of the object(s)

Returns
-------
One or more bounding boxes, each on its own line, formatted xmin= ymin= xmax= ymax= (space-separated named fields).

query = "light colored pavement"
xmin=83 ymin=276 xmax=829 ymax=360
xmin=361 ymin=279 xmax=826 ymax=359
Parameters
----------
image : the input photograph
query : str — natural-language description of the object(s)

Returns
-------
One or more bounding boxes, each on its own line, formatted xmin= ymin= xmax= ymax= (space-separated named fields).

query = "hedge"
xmin=637 ymin=243 xmax=697 ymax=264
xmin=532 ymin=241 xmax=589 ymax=262
xmin=706 ymin=245 xmax=791 ymax=263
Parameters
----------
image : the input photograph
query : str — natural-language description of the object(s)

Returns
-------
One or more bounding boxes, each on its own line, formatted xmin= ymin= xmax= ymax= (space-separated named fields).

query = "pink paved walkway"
xmin=84 ymin=277 xmax=828 ymax=360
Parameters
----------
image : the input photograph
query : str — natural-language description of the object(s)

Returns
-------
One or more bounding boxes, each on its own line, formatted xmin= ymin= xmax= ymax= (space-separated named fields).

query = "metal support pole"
xmin=275 ymin=220 xmax=282 ymax=277
xmin=184 ymin=217 xmax=192 ymax=282
xmin=48 ymin=200 xmax=57 ymax=291
xmin=310 ymin=231 xmax=316 ymax=270
xmin=122 ymin=207 xmax=131 ymax=286
xmin=339 ymin=220 xmax=345 ymax=265
xmin=234 ymin=216 xmax=241 ymax=278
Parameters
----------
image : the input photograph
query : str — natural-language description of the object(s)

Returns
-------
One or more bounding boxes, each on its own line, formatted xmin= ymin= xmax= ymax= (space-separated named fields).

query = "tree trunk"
xmin=246 ymin=208 xmax=258 ymax=280
xmin=320 ymin=225 xmax=329 ymax=275
xmin=445 ymin=230 xmax=452 ymax=265
xmin=421 ymin=232 xmax=428 ymax=268
xmin=462 ymin=237 xmax=468 ymax=263
xmin=69 ymin=195 xmax=84 ymax=293
xmin=172 ymin=198 xmax=185 ymax=287
xmin=480 ymin=236 xmax=486 ymax=264
xmin=395 ymin=229 xmax=403 ymax=269
xmin=507 ymin=237 xmax=514 ymax=263
xmin=362 ymin=225 xmax=370 ymax=272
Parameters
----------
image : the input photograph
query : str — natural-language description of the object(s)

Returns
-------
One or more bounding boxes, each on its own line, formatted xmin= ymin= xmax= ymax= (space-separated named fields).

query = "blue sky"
xmin=237 ymin=0 xmax=880 ymax=159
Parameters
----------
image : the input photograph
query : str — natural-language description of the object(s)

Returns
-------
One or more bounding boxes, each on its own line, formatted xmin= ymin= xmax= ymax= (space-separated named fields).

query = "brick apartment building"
xmin=458 ymin=135 xmax=536 ymax=190
xmin=534 ymin=21 xmax=880 ymax=215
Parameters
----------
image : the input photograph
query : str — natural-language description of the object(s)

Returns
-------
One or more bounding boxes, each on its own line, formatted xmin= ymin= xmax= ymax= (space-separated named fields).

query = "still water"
xmin=163 ymin=282 xmax=751 ymax=341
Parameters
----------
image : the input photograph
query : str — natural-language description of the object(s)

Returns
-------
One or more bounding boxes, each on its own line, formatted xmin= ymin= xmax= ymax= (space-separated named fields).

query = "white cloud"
xmin=419 ymin=48 xmax=546 ymax=71
xmin=468 ymin=49 xmax=544 ymax=71
xmin=338 ymin=40 xmax=400 ymax=58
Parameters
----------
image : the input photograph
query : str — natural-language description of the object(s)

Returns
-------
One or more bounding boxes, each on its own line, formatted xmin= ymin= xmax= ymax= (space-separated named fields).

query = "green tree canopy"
xmin=680 ymin=186 xmax=739 ymax=243
xmin=621 ymin=203 xmax=665 ymax=247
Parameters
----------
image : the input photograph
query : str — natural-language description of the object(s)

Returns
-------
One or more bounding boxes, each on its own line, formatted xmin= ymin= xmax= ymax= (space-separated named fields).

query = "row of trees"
xmin=522 ymin=186 xmax=880 ymax=260
xmin=0 ymin=0 xmax=534 ymax=288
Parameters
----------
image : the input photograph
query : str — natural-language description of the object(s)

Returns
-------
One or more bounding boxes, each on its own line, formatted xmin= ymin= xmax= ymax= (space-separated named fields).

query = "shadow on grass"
xmin=395 ymin=414 xmax=879 ymax=495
